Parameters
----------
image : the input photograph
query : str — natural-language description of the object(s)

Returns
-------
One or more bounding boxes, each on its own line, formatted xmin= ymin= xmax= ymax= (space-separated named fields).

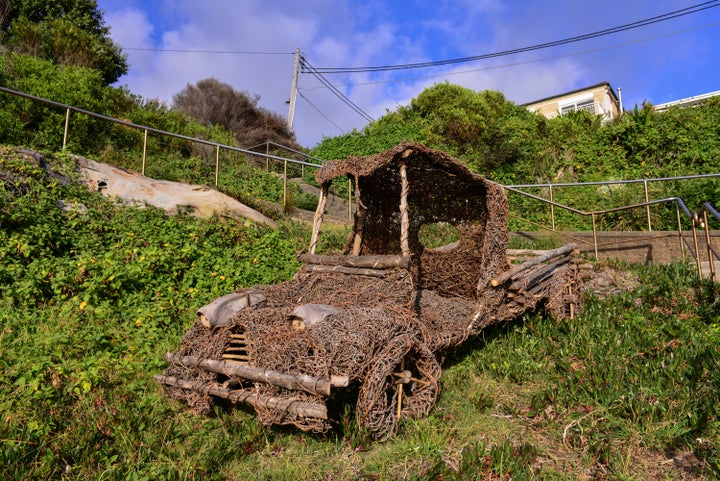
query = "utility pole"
xmin=287 ymin=48 xmax=300 ymax=131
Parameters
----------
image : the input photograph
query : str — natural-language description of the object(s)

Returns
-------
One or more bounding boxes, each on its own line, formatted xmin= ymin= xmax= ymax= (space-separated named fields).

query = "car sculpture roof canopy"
xmin=312 ymin=141 xmax=510 ymax=298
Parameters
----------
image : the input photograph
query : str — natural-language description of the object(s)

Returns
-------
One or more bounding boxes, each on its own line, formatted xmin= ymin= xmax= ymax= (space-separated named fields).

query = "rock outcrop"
xmin=74 ymin=155 xmax=277 ymax=228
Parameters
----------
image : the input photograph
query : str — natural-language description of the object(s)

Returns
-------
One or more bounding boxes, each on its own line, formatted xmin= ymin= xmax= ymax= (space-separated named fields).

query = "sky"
xmin=96 ymin=0 xmax=720 ymax=148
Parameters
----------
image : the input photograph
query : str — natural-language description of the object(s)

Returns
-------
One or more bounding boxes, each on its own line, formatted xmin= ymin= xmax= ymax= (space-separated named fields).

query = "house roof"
xmin=521 ymin=82 xmax=619 ymax=107
xmin=653 ymin=89 xmax=720 ymax=111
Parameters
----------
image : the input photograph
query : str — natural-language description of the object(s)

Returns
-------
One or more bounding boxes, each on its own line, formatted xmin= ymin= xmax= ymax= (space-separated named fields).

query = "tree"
xmin=0 ymin=1 xmax=10 ymax=29
xmin=0 ymin=53 xmax=129 ymax=150
xmin=0 ymin=0 xmax=127 ymax=85
xmin=173 ymin=78 xmax=300 ymax=150
xmin=312 ymin=82 xmax=544 ymax=174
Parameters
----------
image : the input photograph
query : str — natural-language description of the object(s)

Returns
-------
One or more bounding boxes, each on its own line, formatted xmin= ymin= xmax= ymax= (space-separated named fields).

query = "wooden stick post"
xmin=309 ymin=185 xmax=328 ymax=255
xmin=352 ymin=182 xmax=366 ymax=255
xmin=399 ymin=160 xmax=411 ymax=257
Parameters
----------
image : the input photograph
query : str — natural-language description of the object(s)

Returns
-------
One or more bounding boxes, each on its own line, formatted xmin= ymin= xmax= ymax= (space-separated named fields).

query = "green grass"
xmin=1 ymin=148 xmax=719 ymax=479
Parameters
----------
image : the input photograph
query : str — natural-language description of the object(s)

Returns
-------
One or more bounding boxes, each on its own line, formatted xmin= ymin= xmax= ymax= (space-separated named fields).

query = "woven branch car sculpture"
xmin=156 ymin=142 xmax=583 ymax=439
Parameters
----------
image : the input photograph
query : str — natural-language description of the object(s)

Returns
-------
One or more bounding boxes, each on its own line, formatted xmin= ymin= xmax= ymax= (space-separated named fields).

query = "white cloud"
xmin=103 ymin=8 xmax=154 ymax=72
xmin=103 ymin=8 xmax=153 ymax=47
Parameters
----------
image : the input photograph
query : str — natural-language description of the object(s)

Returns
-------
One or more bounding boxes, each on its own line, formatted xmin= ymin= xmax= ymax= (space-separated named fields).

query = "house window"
xmin=576 ymin=99 xmax=595 ymax=113
xmin=560 ymin=98 xmax=596 ymax=115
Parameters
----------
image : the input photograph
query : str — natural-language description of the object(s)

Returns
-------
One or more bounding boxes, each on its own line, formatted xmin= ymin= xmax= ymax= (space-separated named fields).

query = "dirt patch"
xmin=583 ymin=266 xmax=641 ymax=299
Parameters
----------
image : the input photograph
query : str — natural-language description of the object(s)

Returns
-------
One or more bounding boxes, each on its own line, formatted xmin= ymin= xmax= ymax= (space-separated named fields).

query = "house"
xmin=653 ymin=89 xmax=720 ymax=112
xmin=523 ymin=82 xmax=622 ymax=122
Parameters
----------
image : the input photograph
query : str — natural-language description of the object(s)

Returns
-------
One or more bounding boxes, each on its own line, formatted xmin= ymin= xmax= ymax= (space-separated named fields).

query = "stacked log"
xmin=490 ymin=244 xmax=580 ymax=320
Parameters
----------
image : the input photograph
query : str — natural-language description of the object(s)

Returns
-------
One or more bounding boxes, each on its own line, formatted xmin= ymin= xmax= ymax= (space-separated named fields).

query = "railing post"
xmin=692 ymin=215 xmax=702 ymax=278
xmin=549 ymin=184 xmax=556 ymax=231
xmin=309 ymin=186 xmax=328 ymax=255
xmin=644 ymin=180 xmax=652 ymax=231
xmin=676 ymin=203 xmax=685 ymax=258
xmin=62 ymin=108 xmax=71 ymax=150
xmin=266 ymin=142 xmax=270 ymax=171
xmin=215 ymin=145 xmax=220 ymax=187
xmin=592 ymin=213 xmax=598 ymax=260
xmin=142 ymin=129 xmax=148 ymax=176
xmin=283 ymin=159 xmax=288 ymax=211
xmin=703 ymin=210 xmax=716 ymax=282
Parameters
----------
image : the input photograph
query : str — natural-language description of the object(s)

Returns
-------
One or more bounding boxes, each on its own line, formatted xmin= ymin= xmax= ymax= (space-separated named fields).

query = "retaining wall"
xmin=513 ymin=230 xmax=720 ymax=265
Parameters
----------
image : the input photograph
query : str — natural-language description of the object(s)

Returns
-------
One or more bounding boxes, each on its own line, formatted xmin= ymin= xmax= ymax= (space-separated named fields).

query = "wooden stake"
xmin=399 ymin=161 xmax=411 ymax=257
xmin=352 ymin=181 xmax=367 ymax=255
xmin=396 ymin=359 xmax=404 ymax=421
xmin=309 ymin=185 xmax=328 ymax=255
xmin=352 ymin=206 xmax=367 ymax=256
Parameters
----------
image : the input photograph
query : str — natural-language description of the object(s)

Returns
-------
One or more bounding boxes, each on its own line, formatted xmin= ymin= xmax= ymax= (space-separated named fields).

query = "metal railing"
xmin=506 ymin=174 xmax=720 ymax=232
xmin=242 ymin=140 xmax=326 ymax=208
xmin=0 ymin=85 xmax=369 ymax=216
xmin=697 ymin=202 xmax=719 ymax=281
xmin=0 ymin=85 xmax=322 ymax=201
xmin=501 ymin=182 xmax=719 ymax=280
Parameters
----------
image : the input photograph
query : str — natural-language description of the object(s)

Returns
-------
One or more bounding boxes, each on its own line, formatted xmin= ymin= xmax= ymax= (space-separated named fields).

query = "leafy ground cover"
xmin=1 ymin=148 xmax=719 ymax=480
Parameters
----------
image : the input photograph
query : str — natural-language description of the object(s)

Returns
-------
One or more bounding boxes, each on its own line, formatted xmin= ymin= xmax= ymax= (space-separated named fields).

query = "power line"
xmin=297 ymin=91 xmax=346 ymax=134
xmin=122 ymin=47 xmax=292 ymax=55
xmin=307 ymin=1 xmax=720 ymax=74
xmin=301 ymin=21 xmax=720 ymax=90
xmin=300 ymin=56 xmax=375 ymax=123
xmin=301 ymin=57 xmax=374 ymax=122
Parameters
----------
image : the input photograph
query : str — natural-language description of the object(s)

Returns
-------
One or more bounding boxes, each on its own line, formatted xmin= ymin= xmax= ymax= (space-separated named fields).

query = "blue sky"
xmin=96 ymin=0 xmax=720 ymax=148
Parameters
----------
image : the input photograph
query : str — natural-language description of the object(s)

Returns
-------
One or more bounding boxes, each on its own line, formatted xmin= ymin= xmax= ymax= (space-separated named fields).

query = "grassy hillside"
xmin=1 ymin=52 xmax=719 ymax=481
xmin=1 ymin=147 xmax=719 ymax=479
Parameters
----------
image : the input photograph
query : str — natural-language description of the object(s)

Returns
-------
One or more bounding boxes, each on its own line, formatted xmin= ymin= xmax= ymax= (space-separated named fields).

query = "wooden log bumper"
xmin=507 ymin=248 xmax=563 ymax=257
xmin=302 ymin=264 xmax=390 ymax=277
xmin=491 ymin=243 xmax=576 ymax=287
xmin=154 ymin=375 xmax=328 ymax=420
xmin=299 ymin=254 xmax=411 ymax=270
xmin=166 ymin=353 xmax=349 ymax=397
